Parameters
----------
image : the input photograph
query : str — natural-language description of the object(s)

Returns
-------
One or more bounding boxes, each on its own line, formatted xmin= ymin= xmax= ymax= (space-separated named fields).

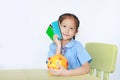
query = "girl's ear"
xmin=75 ymin=30 xmax=78 ymax=34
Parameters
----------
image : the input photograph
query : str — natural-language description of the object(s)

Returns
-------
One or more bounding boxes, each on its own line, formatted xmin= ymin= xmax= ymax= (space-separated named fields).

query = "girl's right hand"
xmin=53 ymin=34 xmax=61 ymax=48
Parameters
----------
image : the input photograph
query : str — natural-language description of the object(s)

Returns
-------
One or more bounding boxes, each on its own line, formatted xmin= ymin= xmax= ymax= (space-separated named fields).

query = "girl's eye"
xmin=70 ymin=28 xmax=73 ymax=30
xmin=63 ymin=25 xmax=66 ymax=27
xmin=70 ymin=28 xmax=74 ymax=30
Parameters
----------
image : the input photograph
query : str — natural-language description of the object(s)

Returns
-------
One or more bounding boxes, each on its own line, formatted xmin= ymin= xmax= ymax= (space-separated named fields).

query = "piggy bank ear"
xmin=48 ymin=57 xmax=51 ymax=60
xmin=47 ymin=57 xmax=51 ymax=69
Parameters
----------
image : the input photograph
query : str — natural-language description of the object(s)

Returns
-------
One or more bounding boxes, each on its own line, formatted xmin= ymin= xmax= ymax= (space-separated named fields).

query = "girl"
xmin=47 ymin=13 xmax=92 ymax=76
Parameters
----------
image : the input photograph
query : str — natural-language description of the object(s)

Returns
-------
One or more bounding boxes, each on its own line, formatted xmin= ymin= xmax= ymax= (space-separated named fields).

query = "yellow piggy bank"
xmin=47 ymin=54 xmax=68 ymax=70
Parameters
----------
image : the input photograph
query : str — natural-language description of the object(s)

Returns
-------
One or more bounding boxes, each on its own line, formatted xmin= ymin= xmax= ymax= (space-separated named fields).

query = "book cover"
xmin=46 ymin=25 xmax=54 ymax=40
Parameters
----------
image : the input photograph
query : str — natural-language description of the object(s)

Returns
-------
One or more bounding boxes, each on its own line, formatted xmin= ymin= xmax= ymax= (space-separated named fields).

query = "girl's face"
xmin=60 ymin=18 xmax=77 ymax=40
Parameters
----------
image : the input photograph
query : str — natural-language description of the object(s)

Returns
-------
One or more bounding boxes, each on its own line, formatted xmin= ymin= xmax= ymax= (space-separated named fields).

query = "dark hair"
xmin=58 ymin=13 xmax=80 ymax=39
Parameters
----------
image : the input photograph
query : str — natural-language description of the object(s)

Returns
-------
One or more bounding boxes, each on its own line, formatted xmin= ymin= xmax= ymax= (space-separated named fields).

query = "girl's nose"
xmin=65 ymin=28 xmax=69 ymax=33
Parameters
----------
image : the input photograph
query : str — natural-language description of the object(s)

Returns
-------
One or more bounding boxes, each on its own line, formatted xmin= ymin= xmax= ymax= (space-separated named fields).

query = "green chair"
xmin=85 ymin=43 xmax=118 ymax=80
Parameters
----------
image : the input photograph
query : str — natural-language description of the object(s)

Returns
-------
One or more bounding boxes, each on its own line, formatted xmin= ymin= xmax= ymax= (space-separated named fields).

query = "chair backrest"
xmin=85 ymin=43 xmax=118 ymax=80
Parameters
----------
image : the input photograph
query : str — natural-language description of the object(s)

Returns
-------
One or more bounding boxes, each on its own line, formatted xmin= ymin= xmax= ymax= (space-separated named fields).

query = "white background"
xmin=0 ymin=0 xmax=120 ymax=80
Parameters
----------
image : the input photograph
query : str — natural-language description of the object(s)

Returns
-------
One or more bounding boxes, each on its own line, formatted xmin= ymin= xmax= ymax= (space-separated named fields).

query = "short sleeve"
xmin=76 ymin=42 xmax=92 ymax=65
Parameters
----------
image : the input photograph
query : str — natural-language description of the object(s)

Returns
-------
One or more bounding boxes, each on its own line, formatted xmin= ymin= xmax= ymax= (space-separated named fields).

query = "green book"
xmin=46 ymin=25 xmax=54 ymax=41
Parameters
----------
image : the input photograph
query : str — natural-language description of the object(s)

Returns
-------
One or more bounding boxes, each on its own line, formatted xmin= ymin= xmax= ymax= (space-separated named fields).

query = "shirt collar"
xmin=64 ymin=39 xmax=75 ymax=48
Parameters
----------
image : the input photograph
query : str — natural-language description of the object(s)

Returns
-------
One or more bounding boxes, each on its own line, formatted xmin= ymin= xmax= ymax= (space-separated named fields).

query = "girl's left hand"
xmin=49 ymin=65 xmax=67 ymax=76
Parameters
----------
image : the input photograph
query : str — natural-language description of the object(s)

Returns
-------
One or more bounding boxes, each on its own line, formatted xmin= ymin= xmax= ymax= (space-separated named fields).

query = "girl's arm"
xmin=53 ymin=34 xmax=61 ymax=54
xmin=64 ymin=62 xmax=90 ymax=76
xmin=49 ymin=62 xmax=90 ymax=76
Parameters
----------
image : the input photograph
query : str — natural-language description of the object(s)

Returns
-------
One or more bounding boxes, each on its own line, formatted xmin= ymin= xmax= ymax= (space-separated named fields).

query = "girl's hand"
xmin=53 ymin=34 xmax=61 ymax=48
xmin=49 ymin=65 xmax=68 ymax=76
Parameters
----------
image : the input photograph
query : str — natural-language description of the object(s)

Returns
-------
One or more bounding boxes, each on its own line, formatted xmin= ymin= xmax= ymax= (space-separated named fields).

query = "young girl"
xmin=47 ymin=13 xmax=92 ymax=76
